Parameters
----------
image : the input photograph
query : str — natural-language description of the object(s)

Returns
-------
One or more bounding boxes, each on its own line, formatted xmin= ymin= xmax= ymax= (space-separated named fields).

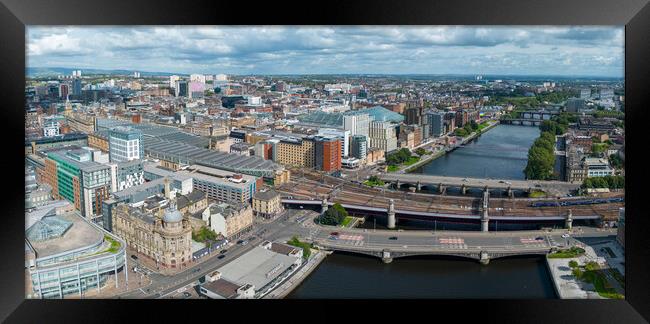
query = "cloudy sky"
xmin=26 ymin=26 xmax=624 ymax=77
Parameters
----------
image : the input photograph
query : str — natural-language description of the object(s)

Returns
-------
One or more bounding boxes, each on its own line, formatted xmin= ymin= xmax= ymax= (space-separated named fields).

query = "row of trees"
xmin=582 ymin=175 xmax=625 ymax=189
xmin=523 ymin=131 xmax=556 ymax=180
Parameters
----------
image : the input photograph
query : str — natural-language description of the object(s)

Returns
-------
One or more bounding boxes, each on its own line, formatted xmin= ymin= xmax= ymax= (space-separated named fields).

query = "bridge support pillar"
xmin=507 ymin=187 xmax=514 ymax=198
xmin=479 ymin=251 xmax=490 ymax=265
xmin=416 ymin=181 xmax=422 ymax=191
xmin=321 ymin=198 xmax=328 ymax=215
xmin=387 ymin=199 xmax=396 ymax=229
xmin=395 ymin=180 xmax=401 ymax=190
xmin=438 ymin=183 xmax=446 ymax=195
xmin=565 ymin=209 xmax=573 ymax=230
xmin=381 ymin=250 xmax=393 ymax=264
xmin=461 ymin=184 xmax=467 ymax=195
xmin=481 ymin=190 xmax=489 ymax=232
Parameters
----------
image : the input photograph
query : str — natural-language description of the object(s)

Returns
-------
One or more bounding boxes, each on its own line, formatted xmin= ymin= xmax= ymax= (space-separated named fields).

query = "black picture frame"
xmin=1 ymin=0 xmax=649 ymax=322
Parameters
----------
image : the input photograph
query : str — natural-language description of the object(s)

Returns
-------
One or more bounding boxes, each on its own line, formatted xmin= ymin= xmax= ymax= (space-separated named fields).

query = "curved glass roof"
xmin=296 ymin=105 xmax=404 ymax=127
xmin=26 ymin=216 xmax=73 ymax=242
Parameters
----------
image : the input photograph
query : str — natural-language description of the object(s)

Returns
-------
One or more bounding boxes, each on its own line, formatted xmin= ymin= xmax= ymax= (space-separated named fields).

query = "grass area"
xmin=364 ymin=179 xmax=385 ymax=187
xmin=547 ymin=247 xmax=586 ymax=259
xmin=387 ymin=165 xmax=400 ymax=172
xmin=104 ymin=235 xmax=121 ymax=253
xmin=581 ymin=269 xmax=624 ymax=299
xmin=528 ymin=190 xmax=547 ymax=198
xmin=287 ymin=236 xmax=312 ymax=259
xmin=403 ymin=156 xmax=421 ymax=166
xmin=387 ymin=156 xmax=421 ymax=172
xmin=341 ymin=216 xmax=353 ymax=227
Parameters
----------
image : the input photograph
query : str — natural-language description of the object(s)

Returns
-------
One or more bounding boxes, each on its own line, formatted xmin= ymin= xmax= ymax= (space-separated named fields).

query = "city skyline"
xmin=27 ymin=26 xmax=624 ymax=77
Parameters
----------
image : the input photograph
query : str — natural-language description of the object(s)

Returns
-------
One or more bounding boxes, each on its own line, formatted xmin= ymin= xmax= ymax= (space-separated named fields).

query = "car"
xmin=241 ymin=240 xmax=248 ymax=246
xmin=220 ymin=249 xmax=228 ymax=254
xmin=131 ymin=255 xmax=138 ymax=261
xmin=535 ymin=236 xmax=544 ymax=240
xmin=498 ymin=180 xmax=505 ymax=183
xmin=562 ymin=234 xmax=570 ymax=238
xmin=330 ymin=232 xmax=339 ymax=236
xmin=328 ymin=236 xmax=338 ymax=240
xmin=389 ymin=236 xmax=398 ymax=240
xmin=217 ymin=255 xmax=225 ymax=259
xmin=183 ymin=292 xmax=192 ymax=298
xmin=236 ymin=240 xmax=244 ymax=244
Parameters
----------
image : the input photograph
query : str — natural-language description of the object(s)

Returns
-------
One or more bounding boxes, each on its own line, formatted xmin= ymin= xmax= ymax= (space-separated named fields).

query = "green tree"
xmin=569 ymin=260 xmax=579 ymax=268
xmin=415 ymin=147 xmax=427 ymax=156
xmin=321 ymin=203 xmax=349 ymax=225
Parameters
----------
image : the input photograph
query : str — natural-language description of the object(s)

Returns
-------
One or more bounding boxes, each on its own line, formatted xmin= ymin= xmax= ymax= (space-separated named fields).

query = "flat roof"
xmin=28 ymin=211 xmax=104 ymax=259
xmin=216 ymin=246 xmax=297 ymax=291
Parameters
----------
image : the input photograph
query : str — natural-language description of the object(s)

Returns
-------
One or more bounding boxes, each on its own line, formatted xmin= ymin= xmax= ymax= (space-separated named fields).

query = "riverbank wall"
xmin=402 ymin=120 xmax=500 ymax=173
xmin=262 ymin=250 xmax=330 ymax=299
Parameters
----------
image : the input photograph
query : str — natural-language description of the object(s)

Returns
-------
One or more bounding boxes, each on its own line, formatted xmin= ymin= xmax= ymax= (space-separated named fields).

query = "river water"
xmin=412 ymin=124 xmax=540 ymax=180
xmin=288 ymin=253 xmax=556 ymax=298
xmin=288 ymin=124 xmax=557 ymax=299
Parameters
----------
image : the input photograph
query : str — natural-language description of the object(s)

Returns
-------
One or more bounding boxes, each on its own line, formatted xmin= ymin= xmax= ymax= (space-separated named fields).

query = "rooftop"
xmin=253 ymin=189 xmax=280 ymax=201
xmin=202 ymin=278 xmax=242 ymax=299
xmin=216 ymin=246 xmax=297 ymax=292
xmin=27 ymin=211 xmax=104 ymax=259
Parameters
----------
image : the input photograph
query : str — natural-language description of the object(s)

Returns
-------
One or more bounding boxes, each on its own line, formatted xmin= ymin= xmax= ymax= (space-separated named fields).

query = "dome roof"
xmin=163 ymin=202 xmax=183 ymax=223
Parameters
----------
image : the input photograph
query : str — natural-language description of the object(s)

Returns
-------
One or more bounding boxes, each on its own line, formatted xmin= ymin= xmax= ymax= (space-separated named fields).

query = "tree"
xmin=321 ymin=203 xmax=349 ymax=225
xmin=569 ymin=260 xmax=579 ymax=268
xmin=415 ymin=148 xmax=427 ymax=156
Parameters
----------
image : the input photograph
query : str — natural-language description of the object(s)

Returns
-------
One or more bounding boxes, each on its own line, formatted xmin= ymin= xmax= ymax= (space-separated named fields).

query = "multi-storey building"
xmin=202 ymin=202 xmax=254 ymax=240
xmin=42 ymin=148 xmax=112 ymax=218
xmin=109 ymin=126 xmax=143 ymax=162
xmin=273 ymin=137 xmax=315 ymax=168
xmin=179 ymin=165 xmax=259 ymax=204
xmin=88 ymin=130 xmax=110 ymax=152
xmin=26 ymin=204 xmax=126 ymax=299
xmin=66 ymin=113 xmax=96 ymax=134
xmin=252 ymin=189 xmax=283 ymax=219
xmin=343 ymin=113 xmax=369 ymax=137
xmin=317 ymin=128 xmax=349 ymax=158
xmin=368 ymin=121 xmax=397 ymax=153
xmin=425 ymin=110 xmax=445 ymax=138
xmin=350 ymin=135 xmax=367 ymax=160
xmin=314 ymin=136 xmax=342 ymax=172
xmin=112 ymin=202 xmax=192 ymax=269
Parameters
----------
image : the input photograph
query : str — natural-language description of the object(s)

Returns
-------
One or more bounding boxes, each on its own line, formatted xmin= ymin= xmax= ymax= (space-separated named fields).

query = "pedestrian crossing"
xmin=337 ymin=238 xmax=365 ymax=246
xmin=519 ymin=237 xmax=547 ymax=247
xmin=438 ymin=237 xmax=468 ymax=249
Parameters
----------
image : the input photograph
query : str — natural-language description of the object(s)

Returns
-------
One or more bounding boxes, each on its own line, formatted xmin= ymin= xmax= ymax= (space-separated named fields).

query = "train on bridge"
xmin=530 ymin=197 xmax=624 ymax=208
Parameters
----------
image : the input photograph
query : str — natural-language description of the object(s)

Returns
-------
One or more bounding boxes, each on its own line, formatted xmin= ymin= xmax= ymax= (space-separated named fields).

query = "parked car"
xmin=330 ymin=232 xmax=339 ymax=236
xmin=220 ymin=249 xmax=228 ymax=254
xmin=217 ymin=255 xmax=225 ymax=259
xmin=389 ymin=236 xmax=398 ymax=240
xmin=183 ymin=292 xmax=192 ymax=298
xmin=131 ymin=255 xmax=138 ymax=261
xmin=562 ymin=234 xmax=570 ymax=238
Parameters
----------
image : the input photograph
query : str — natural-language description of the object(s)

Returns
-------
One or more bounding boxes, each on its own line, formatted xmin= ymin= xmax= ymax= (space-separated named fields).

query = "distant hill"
xmin=26 ymin=67 xmax=185 ymax=78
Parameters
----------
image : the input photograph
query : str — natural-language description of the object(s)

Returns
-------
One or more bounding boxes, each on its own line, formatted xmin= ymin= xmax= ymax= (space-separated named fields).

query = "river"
xmin=412 ymin=124 xmax=540 ymax=180
xmin=288 ymin=253 xmax=556 ymax=298
xmin=288 ymin=124 xmax=557 ymax=299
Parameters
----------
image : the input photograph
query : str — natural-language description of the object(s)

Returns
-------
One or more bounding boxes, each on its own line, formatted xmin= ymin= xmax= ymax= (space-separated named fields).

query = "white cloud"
xmin=26 ymin=26 xmax=624 ymax=77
